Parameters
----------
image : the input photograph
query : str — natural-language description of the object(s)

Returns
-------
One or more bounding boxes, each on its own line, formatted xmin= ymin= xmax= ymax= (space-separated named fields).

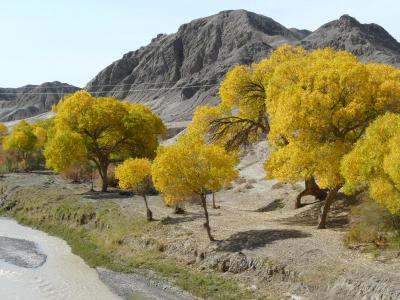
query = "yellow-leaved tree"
xmin=0 ymin=122 xmax=9 ymax=174
xmin=189 ymin=45 xmax=327 ymax=208
xmin=341 ymin=113 xmax=400 ymax=214
xmin=265 ymin=48 xmax=400 ymax=228
xmin=115 ymin=158 xmax=154 ymax=221
xmin=45 ymin=90 xmax=166 ymax=191
xmin=0 ymin=123 xmax=8 ymax=138
xmin=152 ymin=139 xmax=238 ymax=241
xmin=185 ymin=105 xmax=238 ymax=209
xmin=3 ymin=120 xmax=37 ymax=170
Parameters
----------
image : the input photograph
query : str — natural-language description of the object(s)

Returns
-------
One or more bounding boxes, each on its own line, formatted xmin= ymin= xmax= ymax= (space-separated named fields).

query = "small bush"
xmin=60 ymin=163 xmax=94 ymax=183
xmin=0 ymin=147 xmax=44 ymax=172
xmin=345 ymin=196 xmax=400 ymax=250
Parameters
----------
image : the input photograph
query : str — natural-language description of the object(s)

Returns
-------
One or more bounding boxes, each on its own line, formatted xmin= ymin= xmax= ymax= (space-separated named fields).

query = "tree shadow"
xmin=161 ymin=213 xmax=203 ymax=225
xmin=255 ymin=199 xmax=284 ymax=212
xmin=217 ymin=229 xmax=311 ymax=252
xmin=28 ymin=170 xmax=54 ymax=175
xmin=278 ymin=193 xmax=358 ymax=230
xmin=296 ymin=199 xmax=323 ymax=209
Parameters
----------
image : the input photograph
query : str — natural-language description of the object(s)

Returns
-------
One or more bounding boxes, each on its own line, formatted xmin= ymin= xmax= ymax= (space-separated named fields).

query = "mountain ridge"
xmin=85 ymin=10 xmax=300 ymax=121
xmin=0 ymin=82 xmax=79 ymax=121
xmin=301 ymin=14 xmax=400 ymax=66
xmin=86 ymin=10 xmax=400 ymax=121
xmin=2 ymin=10 xmax=400 ymax=122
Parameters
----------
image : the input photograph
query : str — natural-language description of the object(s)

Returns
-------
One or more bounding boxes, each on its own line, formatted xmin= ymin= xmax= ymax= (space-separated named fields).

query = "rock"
xmin=0 ymin=236 xmax=47 ymax=268
xmin=250 ymin=284 xmax=258 ymax=291
xmin=203 ymin=251 xmax=264 ymax=274
xmin=244 ymin=183 xmax=255 ymax=189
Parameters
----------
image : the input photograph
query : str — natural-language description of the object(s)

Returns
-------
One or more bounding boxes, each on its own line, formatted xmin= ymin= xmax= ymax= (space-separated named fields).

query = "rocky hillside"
xmin=85 ymin=10 xmax=300 ymax=121
xmin=0 ymin=82 xmax=79 ymax=121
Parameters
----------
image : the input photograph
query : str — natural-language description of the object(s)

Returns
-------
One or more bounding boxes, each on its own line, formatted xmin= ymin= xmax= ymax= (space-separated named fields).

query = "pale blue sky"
xmin=1 ymin=0 xmax=398 ymax=87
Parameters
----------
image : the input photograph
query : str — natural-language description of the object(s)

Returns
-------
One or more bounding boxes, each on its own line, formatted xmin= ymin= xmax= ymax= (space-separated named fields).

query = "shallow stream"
xmin=0 ymin=217 xmax=121 ymax=300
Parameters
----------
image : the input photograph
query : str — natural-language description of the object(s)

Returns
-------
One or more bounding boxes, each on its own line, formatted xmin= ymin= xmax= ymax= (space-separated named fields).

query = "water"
xmin=0 ymin=217 xmax=120 ymax=300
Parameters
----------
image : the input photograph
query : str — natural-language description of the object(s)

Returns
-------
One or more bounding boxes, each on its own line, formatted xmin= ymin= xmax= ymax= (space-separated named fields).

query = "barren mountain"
xmin=85 ymin=10 xmax=300 ymax=121
xmin=301 ymin=15 xmax=400 ymax=66
xmin=86 ymin=11 xmax=400 ymax=121
xmin=0 ymin=82 xmax=79 ymax=122
xmin=2 ymin=10 xmax=400 ymax=122
xmin=289 ymin=28 xmax=311 ymax=39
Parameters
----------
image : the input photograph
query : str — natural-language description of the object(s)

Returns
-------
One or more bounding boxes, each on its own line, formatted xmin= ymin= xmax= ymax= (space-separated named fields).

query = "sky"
xmin=1 ymin=0 xmax=399 ymax=88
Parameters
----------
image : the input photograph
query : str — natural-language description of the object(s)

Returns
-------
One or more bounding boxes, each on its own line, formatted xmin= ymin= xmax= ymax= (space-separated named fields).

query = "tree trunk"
xmin=90 ymin=171 xmax=94 ymax=192
xmin=317 ymin=186 xmax=341 ymax=229
xmin=174 ymin=203 xmax=185 ymax=214
xmin=99 ymin=163 xmax=109 ymax=192
xmin=200 ymin=193 xmax=215 ymax=241
xmin=212 ymin=193 xmax=220 ymax=209
xmin=295 ymin=177 xmax=327 ymax=209
xmin=142 ymin=195 xmax=153 ymax=221
xmin=295 ymin=189 xmax=307 ymax=209
xmin=101 ymin=176 xmax=108 ymax=192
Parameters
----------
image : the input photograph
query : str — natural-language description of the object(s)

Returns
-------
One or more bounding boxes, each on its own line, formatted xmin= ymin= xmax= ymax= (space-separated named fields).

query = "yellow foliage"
xmin=193 ymin=45 xmax=306 ymax=150
xmin=341 ymin=113 xmax=400 ymax=214
xmin=219 ymin=45 xmax=305 ymax=121
xmin=151 ymin=139 xmax=238 ymax=205
xmin=184 ymin=45 xmax=306 ymax=152
xmin=46 ymin=90 xmax=165 ymax=190
xmin=3 ymin=121 xmax=37 ymax=153
xmin=32 ymin=126 xmax=47 ymax=148
xmin=0 ymin=123 xmax=8 ymax=137
xmin=44 ymin=130 xmax=87 ymax=173
xmin=54 ymin=91 xmax=165 ymax=158
xmin=186 ymin=104 xmax=230 ymax=144
xmin=115 ymin=158 xmax=152 ymax=192
xmin=265 ymin=47 xmax=400 ymax=189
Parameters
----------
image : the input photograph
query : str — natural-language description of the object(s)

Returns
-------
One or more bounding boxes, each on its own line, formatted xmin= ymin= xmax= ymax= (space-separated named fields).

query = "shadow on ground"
xmin=217 ymin=229 xmax=311 ymax=252
xmin=278 ymin=193 xmax=358 ymax=230
xmin=161 ymin=213 xmax=203 ymax=225
xmin=29 ymin=170 xmax=54 ymax=176
xmin=81 ymin=191 xmax=130 ymax=200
